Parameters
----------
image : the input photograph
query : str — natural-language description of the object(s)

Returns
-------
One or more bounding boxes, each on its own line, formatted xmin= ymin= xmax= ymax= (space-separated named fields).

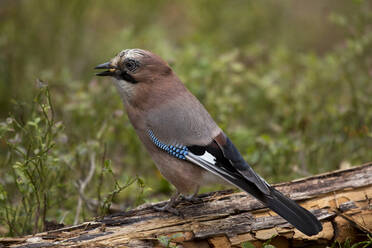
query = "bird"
xmin=95 ymin=48 xmax=323 ymax=236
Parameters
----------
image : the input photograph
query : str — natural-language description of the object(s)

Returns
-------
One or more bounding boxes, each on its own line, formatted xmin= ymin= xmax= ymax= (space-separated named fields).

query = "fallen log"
xmin=1 ymin=163 xmax=371 ymax=248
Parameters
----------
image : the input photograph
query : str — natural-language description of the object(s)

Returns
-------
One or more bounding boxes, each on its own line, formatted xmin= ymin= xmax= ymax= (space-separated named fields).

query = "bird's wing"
xmin=187 ymin=132 xmax=322 ymax=236
xmin=147 ymin=129 xmax=322 ymax=236
xmin=186 ymin=132 xmax=271 ymax=195
xmin=145 ymin=93 xmax=222 ymax=146
xmin=145 ymin=93 xmax=270 ymax=195
xmin=144 ymin=92 xmax=321 ymax=236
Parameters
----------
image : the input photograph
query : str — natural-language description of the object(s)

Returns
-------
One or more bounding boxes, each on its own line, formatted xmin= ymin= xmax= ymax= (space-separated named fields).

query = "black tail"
xmin=239 ymin=182 xmax=323 ymax=236
xmin=185 ymin=140 xmax=323 ymax=236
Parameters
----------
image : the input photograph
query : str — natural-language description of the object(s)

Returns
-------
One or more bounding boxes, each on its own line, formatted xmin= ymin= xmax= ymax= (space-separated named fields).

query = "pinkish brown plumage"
xmin=95 ymin=48 xmax=322 ymax=236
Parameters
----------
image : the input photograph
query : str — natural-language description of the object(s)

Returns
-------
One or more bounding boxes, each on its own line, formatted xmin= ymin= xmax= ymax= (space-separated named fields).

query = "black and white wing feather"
xmin=148 ymin=129 xmax=322 ymax=236
xmin=184 ymin=132 xmax=322 ymax=237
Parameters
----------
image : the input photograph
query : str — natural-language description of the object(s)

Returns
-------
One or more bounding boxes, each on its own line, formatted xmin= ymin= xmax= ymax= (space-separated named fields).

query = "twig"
xmin=97 ymin=144 xmax=107 ymax=207
xmin=74 ymin=152 xmax=96 ymax=225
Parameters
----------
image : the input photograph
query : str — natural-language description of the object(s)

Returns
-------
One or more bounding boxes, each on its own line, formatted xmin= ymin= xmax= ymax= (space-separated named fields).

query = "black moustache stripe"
xmin=117 ymin=71 xmax=137 ymax=84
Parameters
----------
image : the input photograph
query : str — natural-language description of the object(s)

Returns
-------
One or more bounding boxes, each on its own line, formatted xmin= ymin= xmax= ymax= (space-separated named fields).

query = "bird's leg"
xmin=153 ymin=191 xmax=182 ymax=216
xmin=180 ymin=186 xmax=202 ymax=204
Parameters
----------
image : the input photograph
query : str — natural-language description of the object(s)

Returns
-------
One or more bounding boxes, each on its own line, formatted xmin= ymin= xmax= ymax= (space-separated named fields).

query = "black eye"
xmin=124 ymin=59 xmax=138 ymax=72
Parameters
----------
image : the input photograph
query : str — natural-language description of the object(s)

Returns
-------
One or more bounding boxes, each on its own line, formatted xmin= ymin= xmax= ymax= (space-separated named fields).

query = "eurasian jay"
xmin=95 ymin=49 xmax=322 ymax=236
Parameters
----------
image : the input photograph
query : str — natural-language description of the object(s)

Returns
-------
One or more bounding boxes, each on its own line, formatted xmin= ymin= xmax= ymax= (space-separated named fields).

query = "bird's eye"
xmin=124 ymin=59 xmax=138 ymax=72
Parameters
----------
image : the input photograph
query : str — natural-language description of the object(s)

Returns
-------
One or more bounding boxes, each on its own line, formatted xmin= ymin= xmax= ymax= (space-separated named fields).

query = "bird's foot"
xmin=180 ymin=187 xmax=201 ymax=204
xmin=153 ymin=203 xmax=183 ymax=217
xmin=152 ymin=191 xmax=184 ymax=217
xmin=180 ymin=194 xmax=203 ymax=204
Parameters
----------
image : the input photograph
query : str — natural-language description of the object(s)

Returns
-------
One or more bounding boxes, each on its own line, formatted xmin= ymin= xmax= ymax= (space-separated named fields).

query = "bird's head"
xmin=95 ymin=49 xmax=175 ymax=106
xmin=95 ymin=49 xmax=172 ymax=83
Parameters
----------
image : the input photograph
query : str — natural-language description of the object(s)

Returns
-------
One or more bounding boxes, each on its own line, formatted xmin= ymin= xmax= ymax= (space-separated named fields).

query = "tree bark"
xmin=1 ymin=163 xmax=371 ymax=248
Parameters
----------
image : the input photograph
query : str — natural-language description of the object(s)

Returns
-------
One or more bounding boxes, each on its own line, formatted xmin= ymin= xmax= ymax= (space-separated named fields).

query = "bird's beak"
xmin=94 ymin=62 xmax=117 ymax=77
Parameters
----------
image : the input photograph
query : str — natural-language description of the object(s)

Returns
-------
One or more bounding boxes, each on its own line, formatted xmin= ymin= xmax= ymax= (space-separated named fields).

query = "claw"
xmin=152 ymin=191 xmax=184 ymax=217
xmin=153 ymin=204 xmax=183 ymax=217
xmin=180 ymin=194 xmax=203 ymax=204
xmin=180 ymin=186 xmax=201 ymax=204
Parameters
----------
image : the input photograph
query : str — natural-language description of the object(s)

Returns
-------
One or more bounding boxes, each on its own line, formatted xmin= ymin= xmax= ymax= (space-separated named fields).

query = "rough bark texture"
xmin=1 ymin=163 xmax=371 ymax=248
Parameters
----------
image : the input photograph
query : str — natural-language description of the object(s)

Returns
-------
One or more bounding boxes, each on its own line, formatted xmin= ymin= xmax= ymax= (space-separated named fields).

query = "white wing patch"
xmin=186 ymin=151 xmax=260 ymax=195
xmin=198 ymin=151 xmax=216 ymax=164
xmin=186 ymin=152 xmax=235 ymax=180
xmin=186 ymin=149 xmax=271 ymax=196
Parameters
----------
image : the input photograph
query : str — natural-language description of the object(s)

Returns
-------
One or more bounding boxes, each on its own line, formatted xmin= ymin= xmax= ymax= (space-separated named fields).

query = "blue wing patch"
xmin=148 ymin=130 xmax=188 ymax=160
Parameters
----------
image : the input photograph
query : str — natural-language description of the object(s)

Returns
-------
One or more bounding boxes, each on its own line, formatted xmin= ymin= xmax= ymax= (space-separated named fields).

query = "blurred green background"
xmin=0 ymin=0 xmax=371 ymax=236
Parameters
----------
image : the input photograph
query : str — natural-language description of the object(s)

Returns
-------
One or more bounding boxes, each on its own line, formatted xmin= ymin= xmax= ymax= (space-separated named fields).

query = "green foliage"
xmin=241 ymin=236 xmax=277 ymax=248
xmin=0 ymin=86 xmax=68 ymax=235
xmin=262 ymin=235 xmax=277 ymax=248
xmin=157 ymin=233 xmax=183 ymax=248
xmin=331 ymin=234 xmax=372 ymax=248
xmin=0 ymin=0 xmax=372 ymax=238
xmin=241 ymin=241 xmax=256 ymax=248
xmin=98 ymin=159 xmax=143 ymax=215
xmin=0 ymin=85 xmax=145 ymax=235
xmin=242 ymin=234 xmax=372 ymax=248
